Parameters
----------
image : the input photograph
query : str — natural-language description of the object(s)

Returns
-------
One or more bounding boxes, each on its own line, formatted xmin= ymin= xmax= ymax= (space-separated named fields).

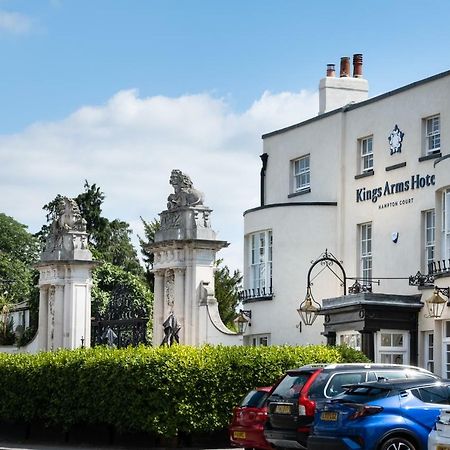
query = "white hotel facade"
xmin=241 ymin=54 xmax=450 ymax=377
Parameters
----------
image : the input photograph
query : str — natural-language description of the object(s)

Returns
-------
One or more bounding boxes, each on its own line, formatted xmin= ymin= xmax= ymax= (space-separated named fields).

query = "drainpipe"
xmin=260 ymin=153 xmax=268 ymax=206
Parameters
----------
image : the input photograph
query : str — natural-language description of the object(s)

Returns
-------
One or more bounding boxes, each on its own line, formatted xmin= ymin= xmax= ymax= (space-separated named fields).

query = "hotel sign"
xmin=356 ymin=173 xmax=435 ymax=204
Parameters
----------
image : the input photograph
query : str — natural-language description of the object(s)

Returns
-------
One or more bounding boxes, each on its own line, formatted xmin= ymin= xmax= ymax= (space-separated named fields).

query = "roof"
xmin=287 ymin=362 xmax=434 ymax=374
xmin=262 ymin=69 xmax=450 ymax=140
xmin=344 ymin=378 xmax=449 ymax=391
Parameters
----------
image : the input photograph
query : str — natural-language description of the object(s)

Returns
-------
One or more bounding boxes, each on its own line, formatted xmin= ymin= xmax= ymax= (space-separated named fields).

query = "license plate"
xmin=275 ymin=404 xmax=291 ymax=414
xmin=437 ymin=446 xmax=450 ymax=450
xmin=233 ymin=431 xmax=246 ymax=439
xmin=320 ymin=411 xmax=338 ymax=421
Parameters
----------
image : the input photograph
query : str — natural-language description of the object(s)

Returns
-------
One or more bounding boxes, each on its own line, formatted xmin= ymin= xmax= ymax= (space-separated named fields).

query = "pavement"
xmin=0 ymin=445 xmax=239 ymax=450
xmin=0 ymin=443 xmax=240 ymax=450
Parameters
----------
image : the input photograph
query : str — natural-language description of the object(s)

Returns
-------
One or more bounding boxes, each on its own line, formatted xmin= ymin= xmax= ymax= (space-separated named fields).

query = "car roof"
xmin=286 ymin=363 xmax=436 ymax=375
xmin=343 ymin=378 xmax=450 ymax=392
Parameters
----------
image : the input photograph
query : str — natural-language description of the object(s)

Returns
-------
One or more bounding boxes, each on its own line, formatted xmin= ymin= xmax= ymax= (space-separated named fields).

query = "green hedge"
xmin=0 ymin=344 xmax=369 ymax=436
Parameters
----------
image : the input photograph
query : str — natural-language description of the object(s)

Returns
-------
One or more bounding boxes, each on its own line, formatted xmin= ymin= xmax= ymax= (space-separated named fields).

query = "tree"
xmin=0 ymin=213 xmax=40 ymax=340
xmin=0 ymin=213 xmax=40 ymax=266
xmin=138 ymin=217 xmax=161 ymax=291
xmin=0 ymin=213 xmax=40 ymax=304
xmin=91 ymin=262 xmax=153 ymax=343
xmin=214 ymin=259 xmax=243 ymax=328
xmin=91 ymin=262 xmax=152 ymax=320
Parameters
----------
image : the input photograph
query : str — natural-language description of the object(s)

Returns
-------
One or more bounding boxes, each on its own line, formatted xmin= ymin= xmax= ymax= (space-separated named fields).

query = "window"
xmin=249 ymin=230 xmax=272 ymax=295
xmin=292 ymin=155 xmax=310 ymax=192
xmin=424 ymin=332 xmax=434 ymax=373
xmin=424 ymin=210 xmax=435 ymax=273
xmin=376 ymin=330 xmax=408 ymax=365
xmin=360 ymin=136 xmax=373 ymax=173
xmin=252 ymin=335 xmax=270 ymax=346
xmin=443 ymin=321 xmax=450 ymax=378
xmin=337 ymin=331 xmax=361 ymax=351
xmin=425 ymin=115 xmax=440 ymax=155
xmin=360 ymin=222 xmax=372 ymax=286
xmin=325 ymin=372 xmax=366 ymax=397
xmin=442 ymin=190 xmax=450 ymax=261
xmin=412 ymin=385 xmax=450 ymax=404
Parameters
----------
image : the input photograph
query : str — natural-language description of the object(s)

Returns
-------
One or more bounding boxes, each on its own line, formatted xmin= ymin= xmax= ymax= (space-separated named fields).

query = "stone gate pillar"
xmin=147 ymin=169 xmax=240 ymax=346
xmin=36 ymin=197 xmax=97 ymax=351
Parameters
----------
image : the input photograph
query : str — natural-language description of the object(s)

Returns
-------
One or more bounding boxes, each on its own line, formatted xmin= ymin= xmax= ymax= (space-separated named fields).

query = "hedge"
xmin=0 ymin=344 xmax=369 ymax=437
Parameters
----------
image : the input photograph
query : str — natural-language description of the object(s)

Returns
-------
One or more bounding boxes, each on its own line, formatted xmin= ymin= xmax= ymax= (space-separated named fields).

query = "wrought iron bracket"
xmin=436 ymin=286 xmax=450 ymax=299
xmin=409 ymin=271 xmax=435 ymax=287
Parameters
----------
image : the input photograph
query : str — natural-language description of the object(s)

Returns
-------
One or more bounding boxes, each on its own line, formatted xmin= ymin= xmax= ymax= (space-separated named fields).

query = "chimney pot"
xmin=353 ymin=53 xmax=363 ymax=78
xmin=326 ymin=64 xmax=336 ymax=77
xmin=340 ymin=57 xmax=351 ymax=77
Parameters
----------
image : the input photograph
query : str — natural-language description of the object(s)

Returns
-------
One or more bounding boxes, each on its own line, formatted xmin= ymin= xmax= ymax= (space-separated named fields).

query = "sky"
xmin=2 ymin=0 xmax=450 ymax=272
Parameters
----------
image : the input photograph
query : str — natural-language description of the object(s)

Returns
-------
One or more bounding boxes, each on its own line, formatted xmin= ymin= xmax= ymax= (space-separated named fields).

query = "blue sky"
xmin=2 ymin=0 xmax=450 ymax=271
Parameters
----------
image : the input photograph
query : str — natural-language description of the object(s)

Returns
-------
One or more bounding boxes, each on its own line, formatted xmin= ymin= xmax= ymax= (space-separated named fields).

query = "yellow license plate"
xmin=275 ymin=404 xmax=291 ymax=414
xmin=437 ymin=446 xmax=450 ymax=450
xmin=233 ymin=431 xmax=246 ymax=439
xmin=320 ymin=411 xmax=338 ymax=421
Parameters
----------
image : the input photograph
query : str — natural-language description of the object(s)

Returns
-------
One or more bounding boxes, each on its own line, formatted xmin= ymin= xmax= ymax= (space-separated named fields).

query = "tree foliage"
xmin=214 ymin=259 xmax=242 ymax=327
xmin=138 ymin=217 xmax=161 ymax=291
xmin=91 ymin=262 xmax=152 ymax=322
xmin=0 ymin=213 xmax=40 ymax=307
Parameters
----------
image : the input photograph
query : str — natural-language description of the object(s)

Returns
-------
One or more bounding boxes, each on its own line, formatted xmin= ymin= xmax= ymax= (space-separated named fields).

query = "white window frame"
xmin=360 ymin=136 xmax=373 ymax=173
xmin=443 ymin=321 xmax=450 ymax=378
xmin=424 ymin=209 xmax=435 ymax=273
xmin=292 ymin=155 xmax=310 ymax=193
xmin=360 ymin=222 xmax=372 ymax=285
xmin=249 ymin=230 xmax=272 ymax=294
xmin=251 ymin=334 xmax=270 ymax=347
xmin=375 ymin=330 xmax=409 ymax=365
xmin=425 ymin=115 xmax=440 ymax=155
xmin=424 ymin=331 xmax=434 ymax=374
xmin=336 ymin=330 xmax=361 ymax=351
xmin=442 ymin=190 xmax=450 ymax=261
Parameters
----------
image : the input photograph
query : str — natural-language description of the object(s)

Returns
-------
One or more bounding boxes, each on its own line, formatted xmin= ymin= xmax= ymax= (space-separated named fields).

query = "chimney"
xmin=340 ymin=57 xmax=350 ymax=77
xmin=353 ymin=53 xmax=363 ymax=78
xmin=318 ymin=54 xmax=369 ymax=114
xmin=326 ymin=64 xmax=336 ymax=77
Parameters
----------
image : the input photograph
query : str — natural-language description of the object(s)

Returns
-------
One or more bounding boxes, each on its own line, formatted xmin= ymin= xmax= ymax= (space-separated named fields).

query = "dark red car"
xmin=229 ymin=386 xmax=272 ymax=450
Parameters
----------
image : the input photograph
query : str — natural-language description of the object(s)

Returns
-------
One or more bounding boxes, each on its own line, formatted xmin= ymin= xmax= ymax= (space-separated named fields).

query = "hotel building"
xmin=241 ymin=55 xmax=450 ymax=376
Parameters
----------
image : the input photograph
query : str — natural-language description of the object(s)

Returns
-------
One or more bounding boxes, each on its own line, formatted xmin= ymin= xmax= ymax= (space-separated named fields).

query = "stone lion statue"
xmin=55 ymin=197 xmax=87 ymax=232
xmin=167 ymin=169 xmax=204 ymax=210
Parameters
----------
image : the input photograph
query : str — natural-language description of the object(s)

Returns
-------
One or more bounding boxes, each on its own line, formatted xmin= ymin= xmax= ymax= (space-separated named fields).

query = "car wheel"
xmin=379 ymin=436 xmax=417 ymax=450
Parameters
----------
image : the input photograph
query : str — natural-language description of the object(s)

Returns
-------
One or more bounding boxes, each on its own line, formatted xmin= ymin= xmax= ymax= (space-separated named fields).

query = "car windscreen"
xmin=268 ymin=373 xmax=311 ymax=401
xmin=240 ymin=389 xmax=269 ymax=407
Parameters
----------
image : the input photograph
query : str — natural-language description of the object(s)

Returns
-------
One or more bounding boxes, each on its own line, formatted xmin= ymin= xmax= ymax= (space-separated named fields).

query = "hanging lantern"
xmin=425 ymin=288 xmax=448 ymax=319
xmin=297 ymin=286 xmax=321 ymax=326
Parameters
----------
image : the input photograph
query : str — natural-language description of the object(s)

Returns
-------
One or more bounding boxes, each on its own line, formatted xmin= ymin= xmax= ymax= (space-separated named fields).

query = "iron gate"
xmin=91 ymin=285 xmax=149 ymax=348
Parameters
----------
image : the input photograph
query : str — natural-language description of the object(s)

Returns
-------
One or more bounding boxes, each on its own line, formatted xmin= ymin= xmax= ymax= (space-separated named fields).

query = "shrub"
xmin=0 ymin=344 xmax=367 ymax=436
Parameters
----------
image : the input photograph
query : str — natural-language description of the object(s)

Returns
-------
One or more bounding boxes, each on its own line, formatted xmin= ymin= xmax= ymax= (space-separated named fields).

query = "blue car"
xmin=307 ymin=379 xmax=450 ymax=450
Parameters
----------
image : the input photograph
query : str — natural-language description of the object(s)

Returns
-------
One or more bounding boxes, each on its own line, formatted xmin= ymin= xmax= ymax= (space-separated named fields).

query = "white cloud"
xmin=0 ymin=11 xmax=32 ymax=34
xmin=0 ymin=88 xmax=318 ymax=272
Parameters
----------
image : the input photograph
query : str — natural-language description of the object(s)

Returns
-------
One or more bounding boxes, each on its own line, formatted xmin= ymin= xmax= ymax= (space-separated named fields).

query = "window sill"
xmin=386 ymin=162 xmax=406 ymax=172
xmin=288 ymin=188 xmax=311 ymax=198
xmin=419 ymin=152 xmax=441 ymax=162
xmin=355 ymin=170 xmax=374 ymax=180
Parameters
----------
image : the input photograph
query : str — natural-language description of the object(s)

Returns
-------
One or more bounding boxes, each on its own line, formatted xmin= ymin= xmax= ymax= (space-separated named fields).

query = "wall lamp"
xmin=234 ymin=309 xmax=252 ymax=334
xmin=425 ymin=287 xmax=450 ymax=319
